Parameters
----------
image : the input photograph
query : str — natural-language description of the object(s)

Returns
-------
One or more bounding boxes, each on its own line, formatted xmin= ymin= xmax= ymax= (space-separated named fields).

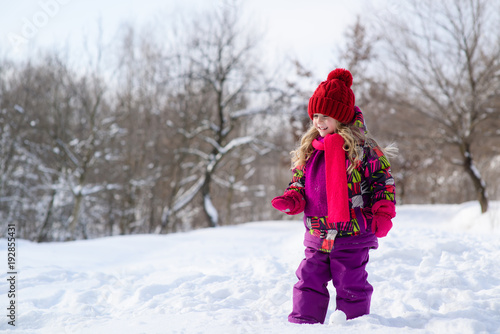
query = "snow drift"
xmin=1 ymin=202 xmax=499 ymax=334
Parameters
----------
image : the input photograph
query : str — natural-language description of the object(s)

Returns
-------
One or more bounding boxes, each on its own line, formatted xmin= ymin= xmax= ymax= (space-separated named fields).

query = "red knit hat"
xmin=308 ymin=68 xmax=355 ymax=124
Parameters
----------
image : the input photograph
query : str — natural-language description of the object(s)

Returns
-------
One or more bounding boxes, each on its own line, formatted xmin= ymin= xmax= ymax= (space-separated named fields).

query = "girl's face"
xmin=313 ymin=114 xmax=338 ymax=137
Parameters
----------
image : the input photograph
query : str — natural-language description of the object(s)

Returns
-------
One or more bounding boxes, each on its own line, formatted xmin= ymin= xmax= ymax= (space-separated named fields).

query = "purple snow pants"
xmin=288 ymin=241 xmax=377 ymax=324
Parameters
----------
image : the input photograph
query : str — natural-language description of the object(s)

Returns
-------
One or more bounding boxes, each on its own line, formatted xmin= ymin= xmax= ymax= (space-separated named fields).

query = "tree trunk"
xmin=461 ymin=143 xmax=488 ymax=213
xmin=69 ymin=193 xmax=83 ymax=238
xmin=37 ymin=189 xmax=56 ymax=242
xmin=106 ymin=191 xmax=115 ymax=236
xmin=201 ymin=172 xmax=219 ymax=228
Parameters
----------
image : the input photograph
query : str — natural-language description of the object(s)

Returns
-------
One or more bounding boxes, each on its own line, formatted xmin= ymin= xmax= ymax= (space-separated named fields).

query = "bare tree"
xmin=0 ymin=2 xmax=310 ymax=241
xmin=165 ymin=2 xmax=276 ymax=228
xmin=377 ymin=0 xmax=500 ymax=212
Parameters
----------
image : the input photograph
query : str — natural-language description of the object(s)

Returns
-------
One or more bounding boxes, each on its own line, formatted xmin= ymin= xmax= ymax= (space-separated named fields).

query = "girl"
xmin=271 ymin=68 xmax=396 ymax=324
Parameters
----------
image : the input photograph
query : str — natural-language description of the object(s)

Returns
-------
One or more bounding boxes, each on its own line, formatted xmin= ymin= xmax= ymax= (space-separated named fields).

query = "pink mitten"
xmin=371 ymin=200 xmax=396 ymax=238
xmin=371 ymin=213 xmax=393 ymax=237
xmin=271 ymin=190 xmax=305 ymax=215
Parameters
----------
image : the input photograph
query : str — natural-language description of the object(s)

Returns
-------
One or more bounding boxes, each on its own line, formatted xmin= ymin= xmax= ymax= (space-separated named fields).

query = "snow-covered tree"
xmin=162 ymin=2 xmax=277 ymax=228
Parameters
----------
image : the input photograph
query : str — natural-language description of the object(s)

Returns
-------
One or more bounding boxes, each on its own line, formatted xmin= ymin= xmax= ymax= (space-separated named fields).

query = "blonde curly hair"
xmin=290 ymin=121 xmax=367 ymax=174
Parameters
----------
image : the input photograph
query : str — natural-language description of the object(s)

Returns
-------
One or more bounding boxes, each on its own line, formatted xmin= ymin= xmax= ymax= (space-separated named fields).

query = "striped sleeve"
xmin=285 ymin=165 xmax=306 ymax=196
xmin=365 ymin=145 xmax=396 ymax=205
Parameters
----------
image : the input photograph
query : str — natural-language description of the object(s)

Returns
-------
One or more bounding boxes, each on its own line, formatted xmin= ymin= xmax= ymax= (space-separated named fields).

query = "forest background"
xmin=1 ymin=0 xmax=499 ymax=241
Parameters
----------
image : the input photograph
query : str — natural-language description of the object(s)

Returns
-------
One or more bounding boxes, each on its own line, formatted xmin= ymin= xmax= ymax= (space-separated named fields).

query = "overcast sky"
xmin=1 ymin=0 xmax=390 ymax=76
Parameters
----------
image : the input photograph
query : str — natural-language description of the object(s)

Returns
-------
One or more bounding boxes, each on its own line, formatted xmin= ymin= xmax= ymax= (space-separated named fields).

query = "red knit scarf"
xmin=312 ymin=134 xmax=351 ymax=226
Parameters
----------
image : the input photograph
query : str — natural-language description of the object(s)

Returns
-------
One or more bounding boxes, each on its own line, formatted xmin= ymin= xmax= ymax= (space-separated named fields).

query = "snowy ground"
xmin=1 ymin=202 xmax=500 ymax=334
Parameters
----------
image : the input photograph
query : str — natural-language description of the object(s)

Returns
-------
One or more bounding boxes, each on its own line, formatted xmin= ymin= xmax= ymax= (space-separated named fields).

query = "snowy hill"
xmin=1 ymin=202 xmax=500 ymax=334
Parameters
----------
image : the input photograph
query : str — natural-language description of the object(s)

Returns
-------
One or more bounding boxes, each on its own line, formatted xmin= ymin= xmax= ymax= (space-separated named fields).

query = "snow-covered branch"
xmin=177 ymin=148 xmax=210 ymax=160
xmin=230 ymin=107 xmax=270 ymax=119
xmin=172 ymin=176 xmax=205 ymax=213
xmin=203 ymin=136 xmax=254 ymax=155
xmin=173 ymin=123 xmax=211 ymax=139
xmin=222 ymin=136 xmax=254 ymax=154
xmin=56 ymin=139 xmax=80 ymax=167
